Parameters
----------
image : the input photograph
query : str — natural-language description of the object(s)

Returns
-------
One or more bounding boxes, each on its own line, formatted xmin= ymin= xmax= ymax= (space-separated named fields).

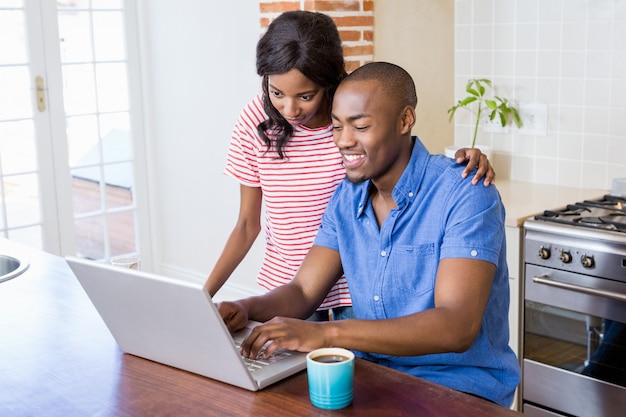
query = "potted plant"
xmin=446 ymin=79 xmax=522 ymax=157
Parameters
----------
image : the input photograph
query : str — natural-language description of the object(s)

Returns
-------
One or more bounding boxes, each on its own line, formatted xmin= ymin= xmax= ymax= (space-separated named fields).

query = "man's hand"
xmin=240 ymin=317 xmax=329 ymax=359
xmin=454 ymin=147 xmax=495 ymax=186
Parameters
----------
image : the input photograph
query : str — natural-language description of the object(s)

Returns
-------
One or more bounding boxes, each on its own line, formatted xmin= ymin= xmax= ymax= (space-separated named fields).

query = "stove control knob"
xmin=560 ymin=251 xmax=572 ymax=263
xmin=581 ymin=254 xmax=595 ymax=269
xmin=539 ymin=246 xmax=551 ymax=260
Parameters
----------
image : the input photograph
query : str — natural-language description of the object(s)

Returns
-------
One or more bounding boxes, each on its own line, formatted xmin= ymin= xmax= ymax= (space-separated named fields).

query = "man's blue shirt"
xmin=313 ymin=138 xmax=520 ymax=406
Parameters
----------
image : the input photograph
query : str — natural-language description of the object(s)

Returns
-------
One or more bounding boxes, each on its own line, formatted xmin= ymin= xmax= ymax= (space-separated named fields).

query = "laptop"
xmin=66 ymin=256 xmax=307 ymax=391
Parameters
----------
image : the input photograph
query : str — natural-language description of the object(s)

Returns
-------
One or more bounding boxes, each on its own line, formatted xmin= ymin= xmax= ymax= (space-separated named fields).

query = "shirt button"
xmin=408 ymin=192 xmax=414 ymax=197
xmin=373 ymin=295 xmax=380 ymax=301
xmin=380 ymin=250 xmax=387 ymax=257
xmin=471 ymin=250 xmax=478 ymax=257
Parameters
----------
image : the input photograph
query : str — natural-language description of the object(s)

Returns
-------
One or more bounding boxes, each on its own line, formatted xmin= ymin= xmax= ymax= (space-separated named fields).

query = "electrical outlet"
xmin=519 ymin=103 xmax=547 ymax=136
xmin=482 ymin=116 xmax=510 ymax=133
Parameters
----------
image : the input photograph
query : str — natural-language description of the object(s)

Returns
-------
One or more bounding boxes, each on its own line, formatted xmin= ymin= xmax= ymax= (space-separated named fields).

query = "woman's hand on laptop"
xmin=218 ymin=301 xmax=249 ymax=333
xmin=240 ymin=317 xmax=328 ymax=359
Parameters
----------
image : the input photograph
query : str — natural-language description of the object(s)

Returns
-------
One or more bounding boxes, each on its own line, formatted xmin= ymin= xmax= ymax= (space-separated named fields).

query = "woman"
xmin=205 ymin=11 xmax=494 ymax=321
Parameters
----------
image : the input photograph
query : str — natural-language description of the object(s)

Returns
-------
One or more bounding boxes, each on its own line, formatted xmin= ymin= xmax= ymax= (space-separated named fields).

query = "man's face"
xmin=331 ymin=79 xmax=405 ymax=185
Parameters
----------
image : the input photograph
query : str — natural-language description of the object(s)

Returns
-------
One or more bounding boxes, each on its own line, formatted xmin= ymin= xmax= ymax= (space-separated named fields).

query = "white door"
xmin=0 ymin=0 xmax=148 ymax=261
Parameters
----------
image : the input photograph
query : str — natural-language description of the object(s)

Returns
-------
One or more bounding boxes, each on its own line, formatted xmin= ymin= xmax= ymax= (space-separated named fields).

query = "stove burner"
xmin=575 ymin=214 xmax=626 ymax=231
xmin=543 ymin=204 xmax=591 ymax=218
xmin=534 ymin=195 xmax=626 ymax=233
xmin=581 ymin=195 xmax=626 ymax=212
xmin=578 ymin=217 xmax=606 ymax=225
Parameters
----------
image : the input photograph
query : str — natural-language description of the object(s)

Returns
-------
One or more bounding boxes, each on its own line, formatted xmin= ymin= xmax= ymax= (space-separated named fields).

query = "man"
xmin=219 ymin=62 xmax=520 ymax=407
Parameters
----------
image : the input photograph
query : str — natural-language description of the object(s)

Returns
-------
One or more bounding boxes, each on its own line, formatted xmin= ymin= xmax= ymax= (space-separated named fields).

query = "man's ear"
xmin=400 ymin=106 xmax=416 ymax=134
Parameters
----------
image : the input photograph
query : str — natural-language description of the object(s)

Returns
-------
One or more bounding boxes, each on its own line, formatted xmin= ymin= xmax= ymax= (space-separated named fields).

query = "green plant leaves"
xmin=447 ymin=78 xmax=523 ymax=148
xmin=465 ymin=78 xmax=491 ymax=97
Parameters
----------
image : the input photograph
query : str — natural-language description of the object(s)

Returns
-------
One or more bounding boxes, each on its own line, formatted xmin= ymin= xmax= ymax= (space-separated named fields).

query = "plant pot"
xmin=444 ymin=145 xmax=492 ymax=161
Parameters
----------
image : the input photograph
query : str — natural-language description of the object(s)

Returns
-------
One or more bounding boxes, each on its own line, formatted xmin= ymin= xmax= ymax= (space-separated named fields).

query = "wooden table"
xmin=0 ymin=240 xmax=522 ymax=416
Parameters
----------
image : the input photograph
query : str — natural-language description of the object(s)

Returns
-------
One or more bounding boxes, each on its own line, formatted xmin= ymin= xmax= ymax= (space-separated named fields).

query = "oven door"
xmin=523 ymin=264 xmax=626 ymax=417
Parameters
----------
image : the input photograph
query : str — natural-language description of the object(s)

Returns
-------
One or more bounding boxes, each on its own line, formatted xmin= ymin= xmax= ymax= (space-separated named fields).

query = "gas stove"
xmin=534 ymin=195 xmax=626 ymax=233
xmin=521 ymin=193 xmax=626 ymax=417
xmin=524 ymin=194 xmax=626 ymax=284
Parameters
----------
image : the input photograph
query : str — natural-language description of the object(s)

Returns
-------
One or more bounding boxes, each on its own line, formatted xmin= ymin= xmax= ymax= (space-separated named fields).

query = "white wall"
xmin=453 ymin=0 xmax=626 ymax=190
xmin=374 ymin=0 xmax=455 ymax=154
xmin=139 ymin=1 xmax=264 ymax=298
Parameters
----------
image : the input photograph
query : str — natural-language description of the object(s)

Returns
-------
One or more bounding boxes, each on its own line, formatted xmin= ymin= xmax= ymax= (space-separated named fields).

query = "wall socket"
xmin=519 ymin=103 xmax=547 ymax=136
xmin=481 ymin=102 xmax=548 ymax=135
xmin=482 ymin=115 xmax=510 ymax=133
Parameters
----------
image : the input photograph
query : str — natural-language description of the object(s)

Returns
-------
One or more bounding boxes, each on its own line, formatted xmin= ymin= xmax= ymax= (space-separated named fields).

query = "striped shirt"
xmin=224 ymin=95 xmax=352 ymax=310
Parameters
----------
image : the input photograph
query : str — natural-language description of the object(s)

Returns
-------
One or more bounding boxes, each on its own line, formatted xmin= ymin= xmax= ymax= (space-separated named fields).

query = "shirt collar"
xmin=392 ymin=137 xmax=429 ymax=207
xmin=355 ymin=136 xmax=429 ymax=218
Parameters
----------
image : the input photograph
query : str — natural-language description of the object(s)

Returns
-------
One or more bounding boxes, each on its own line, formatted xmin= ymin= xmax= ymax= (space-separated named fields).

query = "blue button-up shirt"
xmin=313 ymin=138 xmax=520 ymax=406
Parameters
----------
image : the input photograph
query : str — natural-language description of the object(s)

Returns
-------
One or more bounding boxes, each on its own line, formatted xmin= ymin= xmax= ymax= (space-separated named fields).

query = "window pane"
xmin=0 ymin=67 xmax=32 ymax=120
xmin=75 ymin=215 xmax=105 ymax=260
xmin=58 ymin=11 xmax=93 ymax=63
xmin=63 ymin=64 xmax=97 ymax=115
xmin=8 ymin=225 xmax=42 ymax=249
xmin=0 ymin=10 xmax=27 ymax=64
xmin=101 ymin=113 xmax=131 ymax=163
xmin=93 ymin=11 xmax=125 ymax=61
xmin=0 ymin=121 xmax=37 ymax=173
xmin=96 ymin=62 xmax=128 ymax=112
xmin=92 ymin=0 xmax=122 ymax=9
xmin=105 ymin=180 xmax=133 ymax=210
xmin=3 ymin=174 xmax=41 ymax=227
xmin=57 ymin=0 xmax=89 ymax=8
xmin=104 ymin=161 xmax=133 ymax=191
xmin=67 ymin=115 xmax=100 ymax=167
xmin=107 ymin=210 xmax=136 ymax=256
xmin=0 ymin=195 xmax=5 ymax=230
xmin=72 ymin=171 xmax=102 ymax=215
xmin=0 ymin=1 xmax=24 ymax=8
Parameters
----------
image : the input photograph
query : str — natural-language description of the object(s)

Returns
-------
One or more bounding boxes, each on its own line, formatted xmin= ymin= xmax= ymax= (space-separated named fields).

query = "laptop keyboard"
xmin=232 ymin=330 xmax=293 ymax=373
xmin=240 ymin=349 xmax=293 ymax=372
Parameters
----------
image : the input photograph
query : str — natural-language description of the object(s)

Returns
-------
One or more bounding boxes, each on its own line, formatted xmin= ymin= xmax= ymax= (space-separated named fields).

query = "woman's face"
xmin=268 ymin=69 xmax=329 ymax=129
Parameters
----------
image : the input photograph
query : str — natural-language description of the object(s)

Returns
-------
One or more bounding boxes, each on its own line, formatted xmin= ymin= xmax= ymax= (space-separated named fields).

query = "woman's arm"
xmin=204 ymin=184 xmax=263 ymax=296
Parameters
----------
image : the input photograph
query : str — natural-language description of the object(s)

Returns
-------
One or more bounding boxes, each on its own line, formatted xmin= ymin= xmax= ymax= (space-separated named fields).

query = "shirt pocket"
xmin=389 ymin=243 xmax=437 ymax=297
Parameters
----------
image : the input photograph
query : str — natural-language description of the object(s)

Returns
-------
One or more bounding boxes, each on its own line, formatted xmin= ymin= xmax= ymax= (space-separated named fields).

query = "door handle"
xmin=35 ymin=76 xmax=46 ymax=112
xmin=533 ymin=275 xmax=626 ymax=302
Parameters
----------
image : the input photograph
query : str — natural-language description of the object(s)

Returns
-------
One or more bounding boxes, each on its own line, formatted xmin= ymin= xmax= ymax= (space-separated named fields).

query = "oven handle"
xmin=533 ymin=275 xmax=626 ymax=302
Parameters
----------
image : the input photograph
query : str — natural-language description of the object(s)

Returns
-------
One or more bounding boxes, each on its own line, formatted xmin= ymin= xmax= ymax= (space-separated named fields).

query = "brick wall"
xmin=258 ymin=0 xmax=374 ymax=72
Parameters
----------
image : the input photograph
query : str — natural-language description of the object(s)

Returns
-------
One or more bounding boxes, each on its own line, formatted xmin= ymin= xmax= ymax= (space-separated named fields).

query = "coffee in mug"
xmin=306 ymin=347 xmax=355 ymax=410
xmin=312 ymin=354 xmax=349 ymax=363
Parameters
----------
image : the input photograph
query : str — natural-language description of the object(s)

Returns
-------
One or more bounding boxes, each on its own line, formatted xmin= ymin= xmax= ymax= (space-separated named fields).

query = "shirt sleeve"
xmin=223 ymin=98 xmax=264 ymax=187
xmin=439 ymin=180 xmax=505 ymax=266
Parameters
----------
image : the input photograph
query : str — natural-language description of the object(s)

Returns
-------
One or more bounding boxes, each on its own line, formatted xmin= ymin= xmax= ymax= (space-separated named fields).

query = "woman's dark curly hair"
xmin=256 ymin=11 xmax=347 ymax=159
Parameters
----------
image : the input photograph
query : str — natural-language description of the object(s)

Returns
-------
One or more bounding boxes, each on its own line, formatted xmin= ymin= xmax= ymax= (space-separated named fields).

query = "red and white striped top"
xmin=224 ymin=95 xmax=351 ymax=310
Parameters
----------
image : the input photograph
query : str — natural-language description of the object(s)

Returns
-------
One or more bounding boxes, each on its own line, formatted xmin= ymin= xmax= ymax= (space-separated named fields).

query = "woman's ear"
xmin=400 ymin=106 xmax=416 ymax=134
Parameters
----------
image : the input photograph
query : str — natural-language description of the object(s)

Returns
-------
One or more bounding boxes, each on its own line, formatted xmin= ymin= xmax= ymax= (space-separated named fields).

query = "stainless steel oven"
xmin=522 ymin=195 xmax=626 ymax=417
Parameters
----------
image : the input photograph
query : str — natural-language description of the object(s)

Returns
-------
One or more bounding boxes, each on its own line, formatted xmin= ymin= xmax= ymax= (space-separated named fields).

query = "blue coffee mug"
xmin=306 ymin=347 xmax=355 ymax=410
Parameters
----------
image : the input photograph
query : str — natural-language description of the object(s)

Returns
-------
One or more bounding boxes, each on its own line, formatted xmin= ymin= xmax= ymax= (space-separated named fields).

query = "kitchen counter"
xmin=496 ymin=180 xmax=608 ymax=227
xmin=0 ymin=239 xmax=522 ymax=417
